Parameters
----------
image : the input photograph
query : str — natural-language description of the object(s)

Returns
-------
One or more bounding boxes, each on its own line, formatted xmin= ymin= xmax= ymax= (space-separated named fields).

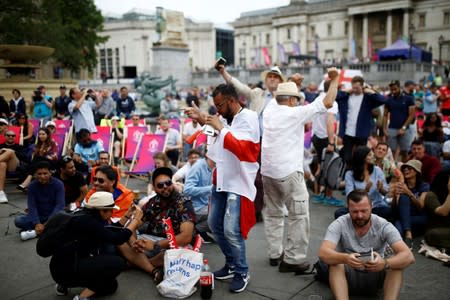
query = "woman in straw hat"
xmin=49 ymin=191 xmax=143 ymax=300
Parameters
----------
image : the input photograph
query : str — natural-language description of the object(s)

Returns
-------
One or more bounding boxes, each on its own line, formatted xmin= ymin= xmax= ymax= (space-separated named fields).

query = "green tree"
xmin=0 ymin=0 xmax=108 ymax=72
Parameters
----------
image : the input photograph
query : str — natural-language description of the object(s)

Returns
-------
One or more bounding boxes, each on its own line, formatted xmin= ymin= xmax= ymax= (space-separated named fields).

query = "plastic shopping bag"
xmin=157 ymin=248 xmax=203 ymax=298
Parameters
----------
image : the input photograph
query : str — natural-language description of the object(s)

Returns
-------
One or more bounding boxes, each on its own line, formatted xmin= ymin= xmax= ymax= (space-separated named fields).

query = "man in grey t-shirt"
xmin=319 ymin=190 xmax=414 ymax=299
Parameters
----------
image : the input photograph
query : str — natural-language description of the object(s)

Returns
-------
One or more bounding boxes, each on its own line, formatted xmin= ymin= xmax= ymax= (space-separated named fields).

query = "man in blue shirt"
xmin=74 ymin=128 xmax=104 ymax=173
xmin=184 ymin=157 xmax=214 ymax=242
xmin=383 ymin=80 xmax=416 ymax=163
xmin=14 ymin=161 xmax=65 ymax=240
xmin=68 ymin=87 xmax=97 ymax=133
xmin=116 ymin=86 xmax=135 ymax=119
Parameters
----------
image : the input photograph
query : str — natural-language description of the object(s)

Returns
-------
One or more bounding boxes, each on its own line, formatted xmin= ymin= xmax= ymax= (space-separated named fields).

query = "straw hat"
xmin=85 ymin=191 xmax=120 ymax=210
xmin=275 ymin=82 xmax=301 ymax=98
xmin=261 ymin=66 xmax=286 ymax=82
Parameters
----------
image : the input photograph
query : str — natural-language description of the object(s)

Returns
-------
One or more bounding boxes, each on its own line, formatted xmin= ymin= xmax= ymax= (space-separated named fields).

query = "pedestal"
xmin=151 ymin=45 xmax=190 ymax=87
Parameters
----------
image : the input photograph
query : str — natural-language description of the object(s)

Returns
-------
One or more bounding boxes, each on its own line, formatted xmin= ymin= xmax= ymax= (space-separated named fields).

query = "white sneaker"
xmin=20 ymin=230 xmax=37 ymax=241
xmin=0 ymin=191 xmax=8 ymax=203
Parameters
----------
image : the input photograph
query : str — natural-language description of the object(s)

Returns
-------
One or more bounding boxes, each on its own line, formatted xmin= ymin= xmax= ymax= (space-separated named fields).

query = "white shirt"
xmin=261 ymin=98 xmax=327 ymax=179
xmin=443 ymin=140 xmax=450 ymax=154
xmin=173 ymin=163 xmax=192 ymax=182
xmin=345 ymin=94 xmax=364 ymax=137
xmin=183 ymin=121 xmax=200 ymax=136
xmin=312 ymin=93 xmax=338 ymax=139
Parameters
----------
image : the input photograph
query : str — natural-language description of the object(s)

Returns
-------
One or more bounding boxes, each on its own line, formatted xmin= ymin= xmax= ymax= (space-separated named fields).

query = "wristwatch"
xmin=402 ymin=125 xmax=407 ymax=130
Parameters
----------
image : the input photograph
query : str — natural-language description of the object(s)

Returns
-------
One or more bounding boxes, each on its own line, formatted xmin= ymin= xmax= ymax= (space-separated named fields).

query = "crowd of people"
xmin=0 ymin=60 xmax=449 ymax=299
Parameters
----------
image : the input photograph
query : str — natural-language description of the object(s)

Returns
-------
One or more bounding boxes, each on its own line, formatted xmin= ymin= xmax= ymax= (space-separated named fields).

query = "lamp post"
xmin=439 ymin=35 xmax=444 ymax=65
xmin=409 ymin=23 xmax=415 ymax=60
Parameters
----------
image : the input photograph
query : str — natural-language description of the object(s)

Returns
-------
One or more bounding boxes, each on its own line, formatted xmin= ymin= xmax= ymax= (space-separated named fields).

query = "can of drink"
xmin=193 ymin=234 xmax=202 ymax=252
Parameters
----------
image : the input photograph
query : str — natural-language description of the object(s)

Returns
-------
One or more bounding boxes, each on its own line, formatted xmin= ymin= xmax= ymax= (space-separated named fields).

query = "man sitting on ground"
xmin=118 ymin=167 xmax=195 ymax=284
xmin=172 ymin=149 xmax=201 ymax=183
xmin=184 ymin=157 xmax=214 ymax=243
xmin=319 ymin=190 xmax=415 ymax=299
xmin=55 ymin=156 xmax=88 ymax=210
xmin=0 ymin=130 xmax=27 ymax=203
xmin=14 ymin=161 xmax=65 ymax=240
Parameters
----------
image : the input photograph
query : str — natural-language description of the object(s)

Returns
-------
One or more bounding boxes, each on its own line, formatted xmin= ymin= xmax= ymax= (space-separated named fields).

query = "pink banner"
xmin=124 ymin=126 xmax=148 ymax=159
xmin=54 ymin=119 xmax=72 ymax=129
xmin=95 ymin=126 xmax=111 ymax=135
xmin=262 ymin=47 xmax=271 ymax=66
xmin=130 ymin=134 xmax=166 ymax=173
xmin=91 ymin=132 xmax=110 ymax=151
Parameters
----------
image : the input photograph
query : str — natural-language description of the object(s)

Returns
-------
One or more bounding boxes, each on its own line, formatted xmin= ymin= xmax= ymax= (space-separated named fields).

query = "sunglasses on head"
xmin=156 ymin=179 xmax=172 ymax=189
xmin=93 ymin=177 xmax=105 ymax=184
xmin=62 ymin=156 xmax=72 ymax=163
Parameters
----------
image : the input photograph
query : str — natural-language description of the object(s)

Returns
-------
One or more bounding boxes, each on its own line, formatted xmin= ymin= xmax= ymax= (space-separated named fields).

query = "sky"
xmin=94 ymin=0 xmax=291 ymax=24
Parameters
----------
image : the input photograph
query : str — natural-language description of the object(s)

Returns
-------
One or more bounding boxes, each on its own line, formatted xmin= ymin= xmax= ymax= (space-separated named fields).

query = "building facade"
xmin=95 ymin=9 xmax=218 ymax=79
xmin=232 ymin=0 xmax=450 ymax=67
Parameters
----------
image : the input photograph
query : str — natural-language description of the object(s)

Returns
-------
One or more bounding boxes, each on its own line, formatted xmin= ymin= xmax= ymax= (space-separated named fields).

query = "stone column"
xmin=292 ymin=24 xmax=299 ymax=45
xmin=300 ymin=24 xmax=307 ymax=55
xmin=386 ymin=12 xmax=392 ymax=46
xmin=348 ymin=16 xmax=354 ymax=60
xmin=362 ymin=14 xmax=368 ymax=59
xmin=403 ymin=10 xmax=409 ymax=38
xmin=272 ymin=27 xmax=278 ymax=65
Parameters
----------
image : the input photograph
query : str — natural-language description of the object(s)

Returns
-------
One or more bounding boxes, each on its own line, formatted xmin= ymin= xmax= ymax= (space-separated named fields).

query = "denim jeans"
xmin=208 ymin=188 xmax=248 ymax=274
xmin=14 ymin=214 xmax=48 ymax=231
xmin=394 ymin=194 xmax=427 ymax=236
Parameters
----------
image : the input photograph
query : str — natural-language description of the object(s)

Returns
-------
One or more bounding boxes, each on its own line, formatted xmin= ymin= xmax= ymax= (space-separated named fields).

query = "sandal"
xmin=16 ymin=185 xmax=27 ymax=193
xmin=152 ymin=267 xmax=164 ymax=285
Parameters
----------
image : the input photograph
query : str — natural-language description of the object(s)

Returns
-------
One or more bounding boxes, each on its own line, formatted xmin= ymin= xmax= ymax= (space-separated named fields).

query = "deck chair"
xmin=124 ymin=126 xmax=148 ymax=160
xmin=29 ymin=119 xmax=41 ymax=136
xmin=125 ymin=133 xmax=166 ymax=185
xmin=125 ymin=119 xmax=146 ymax=127
xmin=92 ymin=127 xmax=111 ymax=152
xmin=101 ymin=118 xmax=125 ymax=128
xmin=169 ymin=118 xmax=181 ymax=131
xmin=52 ymin=133 xmax=66 ymax=158
xmin=0 ymin=126 xmax=22 ymax=145
xmin=54 ymin=119 xmax=72 ymax=129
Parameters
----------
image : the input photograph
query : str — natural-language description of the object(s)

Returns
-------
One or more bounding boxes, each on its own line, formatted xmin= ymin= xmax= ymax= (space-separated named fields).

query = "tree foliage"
xmin=0 ymin=0 xmax=108 ymax=71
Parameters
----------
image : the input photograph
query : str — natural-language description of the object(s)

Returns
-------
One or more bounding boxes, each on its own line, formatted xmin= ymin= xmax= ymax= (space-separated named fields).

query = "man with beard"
xmin=55 ymin=156 xmax=87 ymax=210
xmin=318 ymin=190 xmax=414 ymax=299
xmin=117 ymin=167 xmax=195 ymax=285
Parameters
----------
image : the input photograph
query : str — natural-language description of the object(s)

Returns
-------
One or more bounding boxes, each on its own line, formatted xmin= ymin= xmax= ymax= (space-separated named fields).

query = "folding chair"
xmin=125 ymin=119 xmax=146 ymax=127
xmin=52 ymin=133 xmax=66 ymax=158
xmin=29 ymin=119 xmax=41 ymax=136
xmin=54 ymin=119 xmax=72 ymax=129
xmin=123 ymin=126 xmax=148 ymax=160
xmin=125 ymin=133 xmax=166 ymax=185
xmin=0 ymin=126 xmax=22 ymax=145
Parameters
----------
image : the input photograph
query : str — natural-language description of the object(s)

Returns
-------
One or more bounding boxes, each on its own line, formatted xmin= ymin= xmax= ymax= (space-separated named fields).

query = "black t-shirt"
xmin=55 ymin=171 xmax=86 ymax=205
xmin=0 ymin=143 xmax=27 ymax=162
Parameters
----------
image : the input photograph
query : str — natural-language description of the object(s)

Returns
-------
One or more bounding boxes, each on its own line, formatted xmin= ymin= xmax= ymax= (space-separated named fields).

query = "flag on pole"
xmin=278 ymin=43 xmax=286 ymax=64
xmin=262 ymin=47 xmax=271 ymax=66
xmin=292 ymin=42 xmax=301 ymax=56
xmin=253 ymin=48 xmax=260 ymax=67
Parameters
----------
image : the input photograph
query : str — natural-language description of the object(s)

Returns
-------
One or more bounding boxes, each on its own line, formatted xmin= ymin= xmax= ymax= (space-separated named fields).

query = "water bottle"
xmin=200 ymin=259 xmax=213 ymax=299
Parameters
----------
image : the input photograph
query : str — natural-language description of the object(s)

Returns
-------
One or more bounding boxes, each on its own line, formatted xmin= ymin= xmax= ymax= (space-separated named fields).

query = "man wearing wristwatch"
xmin=383 ymin=80 xmax=416 ymax=163
xmin=319 ymin=190 xmax=415 ymax=299
xmin=117 ymin=167 xmax=196 ymax=284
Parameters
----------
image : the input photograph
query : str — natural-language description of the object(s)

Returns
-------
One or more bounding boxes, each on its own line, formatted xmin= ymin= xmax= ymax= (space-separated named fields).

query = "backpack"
xmin=321 ymin=149 xmax=346 ymax=190
xmin=36 ymin=210 xmax=85 ymax=257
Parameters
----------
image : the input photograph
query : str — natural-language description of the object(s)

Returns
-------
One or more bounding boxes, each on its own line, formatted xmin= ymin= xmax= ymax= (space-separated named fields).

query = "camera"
xmin=32 ymin=90 xmax=43 ymax=102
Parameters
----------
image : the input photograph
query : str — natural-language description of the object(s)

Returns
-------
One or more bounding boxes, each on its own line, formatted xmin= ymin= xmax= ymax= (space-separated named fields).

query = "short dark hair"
xmin=347 ymin=189 xmax=371 ymax=205
xmin=212 ymin=84 xmax=239 ymax=101
xmin=58 ymin=155 xmax=73 ymax=169
xmin=95 ymin=165 xmax=118 ymax=187
xmin=120 ymin=86 xmax=127 ymax=91
xmin=78 ymin=128 xmax=91 ymax=138
xmin=351 ymin=76 xmax=364 ymax=86
xmin=33 ymin=160 xmax=52 ymax=173
xmin=376 ymin=142 xmax=389 ymax=149
xmin=99 ymin=151 xmax=109 ymax=157
xmin=12 ymin=88 xmax=21 ymax=96
xmin=188 ymin=149 xmax=202 ymax=158
xmin=69 ymin=87 xmax=76 ymax=98
xmin=411 ymin=138 xmax=424 ymax=147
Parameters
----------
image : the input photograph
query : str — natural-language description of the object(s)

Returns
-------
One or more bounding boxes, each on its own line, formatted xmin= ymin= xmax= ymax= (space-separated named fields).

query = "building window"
xmin=444 ymin=12 xmax=450 ymax=25
xmin=327 ymin=24 xmax=332 ymax=36
xmin=266 ymin=33 xmax=270 ymax=45
xmin=379 ymin=20 xmax=386 ymax=33
xmin=419 ymin=13 xmax=426 ymax=27
xmin=287 ymin=28 xmax=291 ymax=40
xmin=253 ymin=35 xmax=256 ymax=45
xmin=115 ymin=48 xmax=120 ymax=78
xmin=310 ymin=25 xmax=315 ymax=37
xmin=344 ymin=21 xmax=348 ymax=35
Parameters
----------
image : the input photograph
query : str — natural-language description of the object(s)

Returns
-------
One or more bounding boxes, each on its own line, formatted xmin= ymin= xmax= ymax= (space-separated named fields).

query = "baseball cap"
xmin=45 ymin=121 xmax=56 ymax=128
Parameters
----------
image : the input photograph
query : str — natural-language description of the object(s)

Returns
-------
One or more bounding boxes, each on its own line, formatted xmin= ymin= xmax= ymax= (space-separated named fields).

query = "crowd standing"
xmin=0 ymin=63 xmax=449 ymax=299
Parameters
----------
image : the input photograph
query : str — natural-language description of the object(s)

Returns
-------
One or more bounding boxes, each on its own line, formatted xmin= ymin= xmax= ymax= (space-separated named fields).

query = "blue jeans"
xmin=394 ymin=194 xmax=427 ymax=236
xmin=14 ymin=214 xmax=48 ymax=231
xmin=208 ymin=188 xmax=248 ymax=274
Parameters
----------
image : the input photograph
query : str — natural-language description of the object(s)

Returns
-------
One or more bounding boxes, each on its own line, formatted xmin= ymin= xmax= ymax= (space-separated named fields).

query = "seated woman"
xmin=392 ymin=159 xmax=430 ymax=249
xmin=335 ymin=146 xmax=391 ymax=220
xmin=423 ymin=171 xmax=450 ymax=250
xmin=50 ymin=191 xmax=143 ymax=300
xmin=14 ymin=113 xmax=34 ymax=148
xmin=17 ymin=127 xmax=58 ymax=191
xmin=421 ymin=113 xmax=444 ymax=158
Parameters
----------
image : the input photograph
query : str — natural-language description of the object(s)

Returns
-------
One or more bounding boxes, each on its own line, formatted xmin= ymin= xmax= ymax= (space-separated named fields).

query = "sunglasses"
xmin=62 ymin=156 xmax=72 ymax=163
xmin=93 ymin=177 xmax=105 ymax=184
xmin=6 ymin=134 xmax=15 ymax=137
xmin=156 ymin=179 xmax=172 ymax=189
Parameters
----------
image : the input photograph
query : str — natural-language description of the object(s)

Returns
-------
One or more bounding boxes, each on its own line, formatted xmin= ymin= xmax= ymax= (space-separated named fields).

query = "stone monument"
xmin=151 ymin=7 xmax=190 ymax=87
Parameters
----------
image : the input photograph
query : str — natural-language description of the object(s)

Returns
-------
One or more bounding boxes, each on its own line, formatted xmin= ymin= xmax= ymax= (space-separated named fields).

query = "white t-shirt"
xmin=443 ymin=140 xmax=450 ymax=154
xmin=183 ymin=121 xmax=200 ymax=137
xmin=312 ymin=92 xmax=338 ymax=139
xmin=261 ymin=98 xmax=327 ymax=179
xmin=345 ymin=94 xmax=364 ymax=137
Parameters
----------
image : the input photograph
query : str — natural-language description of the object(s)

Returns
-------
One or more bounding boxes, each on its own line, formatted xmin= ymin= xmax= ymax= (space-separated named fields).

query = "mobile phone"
xmin=359 ymin=248 xmax=374 ymax=262
xmin=203 ymin=124 xmax=216 ymax=136
xmin=215 ymin=57 xmax=227 ymax=71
